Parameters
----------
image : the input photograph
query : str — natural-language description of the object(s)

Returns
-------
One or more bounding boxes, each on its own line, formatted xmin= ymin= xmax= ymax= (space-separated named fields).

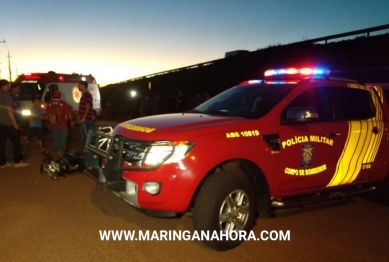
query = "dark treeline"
xmin=100 ymin=33 xmax=389 ymax=120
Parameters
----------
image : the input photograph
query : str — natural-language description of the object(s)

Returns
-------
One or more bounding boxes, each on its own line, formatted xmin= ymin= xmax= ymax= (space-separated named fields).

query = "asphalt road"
xmin=1 ymin=118 xmax=389 ymax=262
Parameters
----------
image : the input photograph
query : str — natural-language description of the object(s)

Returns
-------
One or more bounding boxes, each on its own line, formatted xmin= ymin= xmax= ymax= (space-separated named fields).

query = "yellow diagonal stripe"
xmin=327 ymin=84 xmax=384 ymax=187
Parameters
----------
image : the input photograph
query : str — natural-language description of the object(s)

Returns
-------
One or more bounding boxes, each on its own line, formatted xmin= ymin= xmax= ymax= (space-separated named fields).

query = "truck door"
xmin=325 ymin=84 xmax=385 ymax=186
xmin=278 ymin=85 xmax=348 ymax=194
xmin=279 ymin=84 xmax=384 ymax=195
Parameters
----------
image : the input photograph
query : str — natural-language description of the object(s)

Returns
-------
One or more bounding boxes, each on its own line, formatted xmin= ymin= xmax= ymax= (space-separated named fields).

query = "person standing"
xmin=0 ymin=79 xmax=28 ymax=168
xmin=140 ymin=94 xmax=154 ymax=117
xmin=188 ymin=92 xmax=204 ymax=109
xmin=109 ymin=93 xmax=120 ymax=119
xmin=23 ymin=98 xmax=45 ymax=154
xmin=6 ymin=83 xmax=24 ymax=160
xmin=77 ymin=80 xmax=93 ymax=143
xmin=10 ymin=83 xmax=23 ymax=126
xmin=46 ymin=90 xmax=74 ymax=158
xmin=176 ymin=90 xmax=186 ymax=112
xmin=153 ymin=91 xmax=162 ymax=114
xmin=203 ymin=91 xmax=211 ymax=101
xmin=7 ymin=83 xmax=24 ymax=160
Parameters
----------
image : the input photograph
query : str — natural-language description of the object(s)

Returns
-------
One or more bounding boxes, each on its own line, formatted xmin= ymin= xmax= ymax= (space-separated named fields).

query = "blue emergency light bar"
xmin=264 ymin=67 xmax=330 ymax=77
xmin=265 ymin=81 xmax=298 ymax=84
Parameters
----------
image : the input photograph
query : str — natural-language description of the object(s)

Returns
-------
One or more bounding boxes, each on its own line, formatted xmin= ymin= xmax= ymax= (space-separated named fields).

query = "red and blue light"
xmin=264 ymin=67 xmax=330 ymax=77
xmin=240 ymin=67 xmax=330 ymax=86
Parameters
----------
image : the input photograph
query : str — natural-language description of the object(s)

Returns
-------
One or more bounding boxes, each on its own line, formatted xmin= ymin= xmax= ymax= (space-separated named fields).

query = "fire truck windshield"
xmin=18 ymin=83 xmax=46 ymax=101
xmin=194 ymin=84 xmax=295 ymax=119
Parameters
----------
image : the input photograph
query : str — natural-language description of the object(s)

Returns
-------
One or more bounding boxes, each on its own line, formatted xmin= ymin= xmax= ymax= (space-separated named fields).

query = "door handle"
xmin=372 ymin=127 xmax=382 ymax=134
xmin=327 ymin=132 xmax=341 ymax=137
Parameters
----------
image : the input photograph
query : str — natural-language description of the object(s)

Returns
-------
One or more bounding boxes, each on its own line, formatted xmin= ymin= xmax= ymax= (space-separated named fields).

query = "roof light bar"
xmin=239 ymin=79 xmax=263 ymax=85
xmin=264 ymin=67 xmax=329 ymax=77
xmin=23 ymin=74 xmax=41 ymax=80
xmin=266 ymin=81 xmax=298 ymax=85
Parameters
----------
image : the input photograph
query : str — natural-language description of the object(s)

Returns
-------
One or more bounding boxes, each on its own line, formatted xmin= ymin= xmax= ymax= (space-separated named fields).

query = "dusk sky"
xmin=0 ymin=0 xmax=388 ymax=86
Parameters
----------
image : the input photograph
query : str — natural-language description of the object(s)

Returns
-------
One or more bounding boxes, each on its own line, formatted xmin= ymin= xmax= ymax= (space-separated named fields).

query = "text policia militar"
xmin=281 ymin=135 xmax=334 ymax=149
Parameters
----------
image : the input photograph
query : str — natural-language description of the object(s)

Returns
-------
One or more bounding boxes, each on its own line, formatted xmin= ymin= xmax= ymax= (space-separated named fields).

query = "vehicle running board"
xmin=271 ymin=185 xmax=376 ymax=208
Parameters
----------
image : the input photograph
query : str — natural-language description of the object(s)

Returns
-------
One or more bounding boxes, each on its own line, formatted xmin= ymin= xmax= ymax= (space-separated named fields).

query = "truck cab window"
xmin=328 ymin=87 xmax=375 ymax=121
xmin=281 ymin=87 xmax=331 ymax=123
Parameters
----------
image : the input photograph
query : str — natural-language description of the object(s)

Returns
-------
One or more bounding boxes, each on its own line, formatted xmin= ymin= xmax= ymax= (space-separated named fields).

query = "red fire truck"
xmin=14 ymin=71 xmax=101 ymax=124
xmin=84 ymin=67 xmax=389 ymax=250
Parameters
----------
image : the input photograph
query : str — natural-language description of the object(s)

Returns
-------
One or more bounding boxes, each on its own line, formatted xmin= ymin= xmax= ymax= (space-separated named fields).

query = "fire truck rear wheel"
xmin=193 ymin=171 xmax=256 ymax=251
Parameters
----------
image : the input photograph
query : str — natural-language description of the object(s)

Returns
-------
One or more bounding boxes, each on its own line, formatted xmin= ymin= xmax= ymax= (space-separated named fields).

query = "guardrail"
xmin=116 ymin=24 xmax=389 ymax=85
xmin=307 ymin=24 xmax=389 ymax=44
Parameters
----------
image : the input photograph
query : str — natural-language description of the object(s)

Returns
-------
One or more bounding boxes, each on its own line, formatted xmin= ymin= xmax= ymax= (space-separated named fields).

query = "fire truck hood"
xmin=113 ymin=113 xmax=249 ymax=139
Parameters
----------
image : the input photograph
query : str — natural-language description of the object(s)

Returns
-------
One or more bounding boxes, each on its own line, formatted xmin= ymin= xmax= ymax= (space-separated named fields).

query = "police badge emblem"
xmin=301 ymin=144 xmax=314 ymax=167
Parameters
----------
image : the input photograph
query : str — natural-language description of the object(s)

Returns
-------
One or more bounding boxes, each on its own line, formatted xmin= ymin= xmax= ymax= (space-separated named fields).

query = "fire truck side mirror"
xmin=281 ymin=107 xmax=319 ymax=124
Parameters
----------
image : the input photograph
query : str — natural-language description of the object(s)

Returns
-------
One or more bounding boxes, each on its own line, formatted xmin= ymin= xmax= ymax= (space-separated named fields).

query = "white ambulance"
xmin=14 ymin=71 xmax=101 ymax=124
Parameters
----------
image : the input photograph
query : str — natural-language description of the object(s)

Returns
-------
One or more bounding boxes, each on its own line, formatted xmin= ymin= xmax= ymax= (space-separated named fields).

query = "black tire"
xmin=193 ymin=171 xmax=256 ymax=251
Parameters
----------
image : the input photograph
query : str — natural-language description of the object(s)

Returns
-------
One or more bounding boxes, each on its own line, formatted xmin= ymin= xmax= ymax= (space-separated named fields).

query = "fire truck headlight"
xmin=22 ymin=110 xmax=31 ymax=116
xmin=143 ymin=142 xmax=194 ymax=166
xmin=165 ymin=142 xmax=194 ymax=164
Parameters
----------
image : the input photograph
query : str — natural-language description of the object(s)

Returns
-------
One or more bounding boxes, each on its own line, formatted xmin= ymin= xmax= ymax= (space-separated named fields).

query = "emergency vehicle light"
xmin=239 ymin=79 xmax=262 ymax=85
xmin=59 ymin=76 xmax=64 ymax=81
xmin=264 ymin=68 xmax=329 ymax=77
xmin=23 ymin=74 xmax=41 ymax=80
xmin=266 ymin=81 xmax=298 ymax=84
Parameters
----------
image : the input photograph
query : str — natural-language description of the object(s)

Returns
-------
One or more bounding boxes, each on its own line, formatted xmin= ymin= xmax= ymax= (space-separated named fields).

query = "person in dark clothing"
xmin=7 ymin=83 xmax=23 ymax=159
xmin=0 ymin=79 xmax=28 ymax=168
xmin=188 ymin=92 xmax=204 ymax=109
xmin=77 ymin=80 xmax=93 ymax=143
xmin=109 ymin=93 xmax=120 ymax=119
xmin=176 ymin=90 xmax=185 ymax=112
xmin=168 ymin=95 xmax=178 ymax=113
xmin=203 ymin=91 xmax=211 ymax=101
xmin=153 ymin=91 xmax=162 ymax=114
xmin=140 ymin=95 xmax=155 ymax=117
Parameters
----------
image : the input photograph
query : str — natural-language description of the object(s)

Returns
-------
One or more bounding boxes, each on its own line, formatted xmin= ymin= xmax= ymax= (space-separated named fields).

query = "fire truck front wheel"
xmin=193 ymin=171 xmax=256 ymax=251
